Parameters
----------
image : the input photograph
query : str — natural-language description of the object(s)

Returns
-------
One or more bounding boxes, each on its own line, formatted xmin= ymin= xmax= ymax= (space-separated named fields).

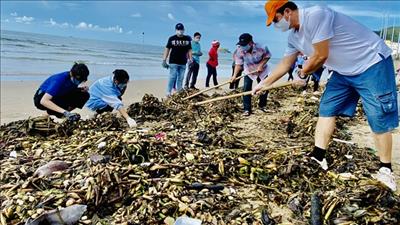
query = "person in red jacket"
xmin=206 ymin=40 xmax=220 ymax=87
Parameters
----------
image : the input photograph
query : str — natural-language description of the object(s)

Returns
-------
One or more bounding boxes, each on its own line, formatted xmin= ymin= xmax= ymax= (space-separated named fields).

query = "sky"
xmin=1 ymin=1 xmax=400 ymax=55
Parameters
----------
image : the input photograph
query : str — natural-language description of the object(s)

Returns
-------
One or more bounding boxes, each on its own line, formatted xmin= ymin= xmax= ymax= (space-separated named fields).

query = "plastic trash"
xmin=174 ymin=216 xmax=201 ymax=225
xmin=90 ymin=154 xmax=111 ymax=164
xmin=9 ymin=151 xmax=17 ymax=159
xmin=25 ymin=204 xmax=87 ymax=225
xmin=97 ymin=141 xmax=106 ymax=149
xmin=33 ymin=160 xmax=69 ymax=177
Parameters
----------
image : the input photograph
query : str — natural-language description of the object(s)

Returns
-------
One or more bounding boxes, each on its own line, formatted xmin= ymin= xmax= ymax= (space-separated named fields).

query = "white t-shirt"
xmin=284 ymin=6 xmax=392 ymax=75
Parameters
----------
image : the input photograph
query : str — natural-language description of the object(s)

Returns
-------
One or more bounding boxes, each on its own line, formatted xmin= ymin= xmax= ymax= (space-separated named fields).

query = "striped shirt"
xmin=234 ymin=43 xmax=271 ymax=81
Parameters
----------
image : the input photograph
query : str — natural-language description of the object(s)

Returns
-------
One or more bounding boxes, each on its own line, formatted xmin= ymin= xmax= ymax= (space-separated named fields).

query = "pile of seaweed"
xmin=0 ymin=87 xmax=399 ymax=225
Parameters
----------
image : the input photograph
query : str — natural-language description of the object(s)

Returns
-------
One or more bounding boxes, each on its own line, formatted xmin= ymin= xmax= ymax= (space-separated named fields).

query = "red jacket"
xmin=207 ymin=46 xmax=218 ymax=68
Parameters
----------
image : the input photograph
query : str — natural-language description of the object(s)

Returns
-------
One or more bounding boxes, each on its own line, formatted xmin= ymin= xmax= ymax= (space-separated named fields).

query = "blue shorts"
xmin=319 ymin=56 xmax=398 ymax=134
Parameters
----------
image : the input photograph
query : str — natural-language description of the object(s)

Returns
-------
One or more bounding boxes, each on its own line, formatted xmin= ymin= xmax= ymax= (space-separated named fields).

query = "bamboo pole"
xmin=183 ymin=70 xmax=258 ymax=100
xmin=193 ymin=81 xmax=294 ymax=106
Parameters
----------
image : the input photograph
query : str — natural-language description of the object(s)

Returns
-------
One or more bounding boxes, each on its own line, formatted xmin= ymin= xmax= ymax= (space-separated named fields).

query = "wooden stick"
xmin=183 ymin=70 xmax=261 ymax=100
xmin=182 ymin=74 xmax=246 ymax=100
xmin=193 ymin=81 xmax=294 ymax=106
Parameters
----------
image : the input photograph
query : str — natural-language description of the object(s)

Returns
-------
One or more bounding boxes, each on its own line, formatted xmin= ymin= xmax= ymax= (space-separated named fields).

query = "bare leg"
xmin=373 ymin=132 xmax=392 ymax=163
xmin=314 ymin=117 xmax=336 ymax=149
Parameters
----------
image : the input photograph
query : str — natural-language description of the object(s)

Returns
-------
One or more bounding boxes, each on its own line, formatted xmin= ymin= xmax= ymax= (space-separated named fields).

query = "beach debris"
xmin=33 ymin=160 xmax=69 ymax=177
xmin=89 ymin=154 xmax=111 ymax=164
xmin=0 ymin=87 xmax=399 ymax=224
xmin=24 ymin=204 xmax=87 ymax=225
xmin=261 ymin=209 xmax=276 ymax=225
xmin=186 ymin=183 xmax=224 ymax=192
xmin=174 ymin=216 xmax=202 ymax=225
xmin=310 ymin=192 xmax=322 ymax=225
xmin=97 ymin=141 xmax=106 ymax=149
xmin=9 ymin=151 xmax=17 ymax=159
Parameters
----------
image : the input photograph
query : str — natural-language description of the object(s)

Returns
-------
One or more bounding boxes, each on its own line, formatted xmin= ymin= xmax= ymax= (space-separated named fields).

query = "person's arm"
xmin=300 ymin=40 xmax=329 ymax=77
xmin=40 ymin=93 xmax=67 ymax=114
xmin=252 ymin=53 xmax=298 ymax=94
xmin=256 ymin=57 xmax=271 ymax=72
xmin=118 ymin=107 xmax=137 ymax=128
xmin=188 ymin=49 xmax=193 ymax=62
xmin=230 ymin=64 xmax=243 ymax=82
xmin=118 ymin=107 xmax=130 ymax=120
xmin=162 ymin=48 xmax=170 ymax=61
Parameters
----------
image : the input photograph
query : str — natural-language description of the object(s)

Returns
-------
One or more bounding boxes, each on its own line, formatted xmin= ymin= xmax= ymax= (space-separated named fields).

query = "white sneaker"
xmin=374 ymin=167 xmax=397 ymax=192
xmin=310 ymin=157 xmax=328 ymax=170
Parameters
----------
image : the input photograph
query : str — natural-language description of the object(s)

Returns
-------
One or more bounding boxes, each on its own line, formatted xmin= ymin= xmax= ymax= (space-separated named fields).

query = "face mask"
xmin=117 ymin=83 xmax=127 ymax=91
xmin=176 ymin=30 xmax=184 ymax=36
xmin=194 ymin=37 xmax=200 ymax=42
xmin=274 ymin=15 xmax=290 ymax=32
xmin=240 ymin=44 xmax=251 ymax=52
xmin=72 ymin=77 xmax=82 ymax=86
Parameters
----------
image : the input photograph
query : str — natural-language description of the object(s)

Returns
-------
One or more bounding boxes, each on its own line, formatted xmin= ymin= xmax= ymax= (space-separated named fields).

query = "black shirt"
xmin=166 ymin=35 xmax=192 ymax=65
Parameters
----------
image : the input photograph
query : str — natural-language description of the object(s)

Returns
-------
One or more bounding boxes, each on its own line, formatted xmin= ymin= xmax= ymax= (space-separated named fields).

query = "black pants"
xmin=34 ymin=88 xmax=89 ymax=118
xmin=185 ymin=61 xmax=200 ymax=88
xmin=287 ymin=67 xmax=294 ymax=81
xmin=243 ymin=76 xmax=268 ymax=112
xmin=95 ymin=96 xmax=122 ymax=114
xmin=206 ymin=63 xmax=218 ymax=87
xmin=229 ymin=65 xmax=242 ymax=89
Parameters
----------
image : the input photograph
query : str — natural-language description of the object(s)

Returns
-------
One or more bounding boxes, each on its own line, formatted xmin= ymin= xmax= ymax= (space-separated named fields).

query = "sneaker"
xmin=243 ymin=111 xmax=251 ymax=116
xmin=373 ymin=167 xmax=397 ymax=191
xmin=259 ymin=107 xmax=267 ymax=113
xmin=310 ymin=157 xmax=328 ymax=170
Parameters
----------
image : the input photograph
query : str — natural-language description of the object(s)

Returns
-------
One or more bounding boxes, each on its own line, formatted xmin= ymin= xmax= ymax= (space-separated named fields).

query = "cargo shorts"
xmin=319 ymin=55 xmax=398 ymax=134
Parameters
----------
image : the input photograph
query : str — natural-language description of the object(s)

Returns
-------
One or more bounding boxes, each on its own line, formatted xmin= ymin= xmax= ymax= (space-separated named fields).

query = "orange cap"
xmin=264 ymin=0 xmax=288 ymax=27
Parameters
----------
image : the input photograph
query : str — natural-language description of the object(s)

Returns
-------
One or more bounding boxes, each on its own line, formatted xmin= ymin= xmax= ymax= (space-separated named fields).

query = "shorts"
xmin=319 ymin=56 xmax=398 ymax=133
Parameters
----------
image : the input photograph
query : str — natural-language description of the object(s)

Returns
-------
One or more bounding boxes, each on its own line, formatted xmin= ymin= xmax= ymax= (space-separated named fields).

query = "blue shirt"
xmin=86 ymin=76 xmax=124 ymax=111
xmin=191 ymin=41 xmax=201 ymax=63
xmin=39 ymin=71 xmax=77 ymax=97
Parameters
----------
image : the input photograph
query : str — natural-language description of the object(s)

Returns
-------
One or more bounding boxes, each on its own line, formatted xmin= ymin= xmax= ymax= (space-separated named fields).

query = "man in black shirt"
xmin=162 ymin=23 xmax=193 ymax=96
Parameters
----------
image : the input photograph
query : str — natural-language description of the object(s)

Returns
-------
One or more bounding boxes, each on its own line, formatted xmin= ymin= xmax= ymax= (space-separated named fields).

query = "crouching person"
xmin=34 ymin=62 xmax=90 ymax=122
xmin=86 ymin=69 xmax=137 ymax=128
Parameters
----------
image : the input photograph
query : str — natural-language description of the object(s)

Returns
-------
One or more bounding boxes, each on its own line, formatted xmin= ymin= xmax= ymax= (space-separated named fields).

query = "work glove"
xmin=162 ymin=60 xmax=169 ymax=69
xmin=126 ymin=117 xmax=137 ymax=128
xmin=63 ymin=111 xmax=81 ymax=122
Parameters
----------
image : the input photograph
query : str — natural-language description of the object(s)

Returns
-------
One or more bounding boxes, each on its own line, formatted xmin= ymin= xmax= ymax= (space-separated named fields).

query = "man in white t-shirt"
xmin=253 ymin=0 xmax=398 ymax=191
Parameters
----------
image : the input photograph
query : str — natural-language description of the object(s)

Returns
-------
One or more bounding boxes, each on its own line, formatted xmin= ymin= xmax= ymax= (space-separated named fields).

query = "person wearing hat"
xmin=231 ymin=33 xmax=272 ymax=116
xmin=85 ymin=69 xmax=137 ymax=128
xmin=185 ymin=32 xmax=203 ymax=89
xmin=162 ymin=23 xmax=193 ymax=96
xmin=206 ymin=40 xmax=220 ymax=88
xmin=253 ymin=0 xmax=398 ymax=191
xmin=33 ymin=62 xmax=90 ymax=122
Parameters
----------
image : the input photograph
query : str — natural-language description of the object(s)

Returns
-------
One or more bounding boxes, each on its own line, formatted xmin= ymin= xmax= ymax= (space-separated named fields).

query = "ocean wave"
xmin=1 ymin=37 xmax=69 ymax=48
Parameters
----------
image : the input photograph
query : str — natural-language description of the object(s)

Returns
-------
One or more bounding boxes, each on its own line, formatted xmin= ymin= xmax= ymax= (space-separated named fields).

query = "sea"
xmin=1 ymin=30 xmax=281 ymax=82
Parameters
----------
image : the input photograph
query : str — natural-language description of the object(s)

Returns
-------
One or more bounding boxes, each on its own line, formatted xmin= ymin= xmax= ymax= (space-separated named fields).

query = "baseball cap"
xmin=237 ymin=33 xmax=253 ymax=46
xmin=175 ymin=23 xmax=184 ymax=30
xmin=264 ymin=0 xmax=288 ymax=26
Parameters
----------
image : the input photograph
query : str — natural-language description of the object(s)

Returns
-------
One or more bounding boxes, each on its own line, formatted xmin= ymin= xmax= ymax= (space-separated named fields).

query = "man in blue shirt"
xmin=33 ymin=63 xmax=90 ymax=121
xmin=185 ymin=32 xmax=202 ymax=89
xmin=86 ymin=69 xmax=137 ymax=128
